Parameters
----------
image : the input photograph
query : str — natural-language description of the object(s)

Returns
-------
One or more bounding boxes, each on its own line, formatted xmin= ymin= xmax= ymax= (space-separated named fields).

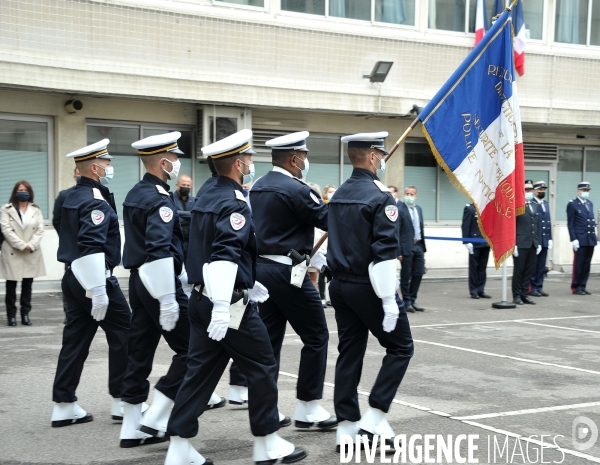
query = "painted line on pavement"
xmin=410 ymin=315 xmax=600 ymax=329
xmin=453 ymin=401 xmax=600 ymax=420
xmin=517 ymin=321 xmax=600 ymax=334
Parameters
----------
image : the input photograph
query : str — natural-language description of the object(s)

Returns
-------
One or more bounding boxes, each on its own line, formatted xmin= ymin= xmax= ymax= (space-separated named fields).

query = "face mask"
xmin=525 ymin=192 xmax=534 ymax=201
xmin=581 ymin=191 xmax=590 ymax=199
xmin=374 ymin=154 xmax=386 ymax=178
xmin=239 ymin=161 xmax=255 ymax=185
xmin=95 ymin=164 xmax=114 ymax=186
xmin=536 ymin=191 xmax=545 ymax=200
xmin=162 ymin=158 xmax=181 ymax=181
xmin=179 ymin=187 xmax=190 ymax=197
xmin=404 ymin=196 xmax=415 ymax=205
xmin=294 ymin=155 xmax=309 ymax=178
xmin=15 ymin=192 xmax=30 ymax=202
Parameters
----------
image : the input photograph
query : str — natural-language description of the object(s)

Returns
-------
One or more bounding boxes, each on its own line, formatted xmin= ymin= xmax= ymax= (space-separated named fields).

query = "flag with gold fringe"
xmin=418 ymin=8 xmax=525 ymax=268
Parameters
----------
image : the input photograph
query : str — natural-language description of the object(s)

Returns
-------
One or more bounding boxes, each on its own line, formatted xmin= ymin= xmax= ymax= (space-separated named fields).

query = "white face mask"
xmin=94 ymin=164 xmax=114 ymax=185
xmin=162 ymin=158 xmax=181 ymax=181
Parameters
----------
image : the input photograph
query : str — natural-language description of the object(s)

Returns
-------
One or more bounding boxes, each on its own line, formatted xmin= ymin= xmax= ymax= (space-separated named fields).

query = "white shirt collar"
xmin=272 ymin=166 xmax=294 ymax=178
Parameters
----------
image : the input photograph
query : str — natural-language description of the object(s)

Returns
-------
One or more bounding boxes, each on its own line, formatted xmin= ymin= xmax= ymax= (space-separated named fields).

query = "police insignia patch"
xmin=385 ymin=205 xmax=398 ymax=222
xmin=91 ymin=210 xmax=105 ymax=225
xmin=230 ymin=212 xmax=246 ymax=230
xmin=159 ymin=207 xmax=173 ymax=223
xmin=310 ymin=192 xmax=320 ymax=204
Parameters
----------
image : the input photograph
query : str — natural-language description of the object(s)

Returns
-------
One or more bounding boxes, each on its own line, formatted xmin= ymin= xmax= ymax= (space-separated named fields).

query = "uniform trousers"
xmin=512 ymin=246 xmax=537 ymax=299
xmin=5 ymin=278 xmax=33 ymax=319
xmin=572 ymin=246 xmax=595 ymax=292
xmin=400 ymin=242 xmax=425 ymax=306
xmin=468 ymin=247 xmax=490 ymax=296
xmin=257 ymin=261 xmax=329 ymax=401
xmin=329 ymin=279 xmax=414 ymax=423
xmin=530 ymin=246 xmax=548 ymax=292
xmin=167 ymin=292 xmax=279 ymax=438
xmin=52 ymin=271 xmax=130 ymax=402
xmin=120 ymin=271 xmax=189 ymax=405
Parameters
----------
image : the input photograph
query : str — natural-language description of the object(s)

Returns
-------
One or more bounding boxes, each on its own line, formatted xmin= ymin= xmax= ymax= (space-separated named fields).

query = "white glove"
xmin=178 ymin=270 xmax=194 ymax=299
xmin=513 ymin=246 xmax=519 ymax=257
xmin=90 ymin=285 xmax=108 ymax=321
xmin=381 ymin=295 xmax=399 ymax=333
xmin=572 ymin=240 xmax=580 ymax=252
xmin=310 ymin=251 xmax=327 ymax=271
xmin=157 ymin=294 xmax=179 ymax=332
xmin=465 ymin=243 xmax=474 ymax=255
xmin=248 ymin=281 xmax=269 ymax=303
xmin=207 ymin=301 xmax=230 ymax=341
xmin=536 ymin=245 xmax=542 ymax=255
xmin=548 ymin=240 xmax=553 ymax=250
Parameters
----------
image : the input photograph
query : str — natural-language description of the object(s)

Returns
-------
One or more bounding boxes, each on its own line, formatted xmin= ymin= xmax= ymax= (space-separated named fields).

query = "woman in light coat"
xmin=1 ymin=180 xmax=46 ymax=326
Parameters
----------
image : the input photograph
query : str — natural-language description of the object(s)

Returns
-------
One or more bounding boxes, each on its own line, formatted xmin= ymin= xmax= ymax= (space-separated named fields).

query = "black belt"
xmin=194 ymin=285 xmax=249 ymax=305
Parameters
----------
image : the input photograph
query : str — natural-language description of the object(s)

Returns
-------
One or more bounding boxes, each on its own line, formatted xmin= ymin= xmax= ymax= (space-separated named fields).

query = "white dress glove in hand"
xmin=310 ymin=251 xmax=327 ymax=271
xmin=157 ymin=293 xmax=179 ymax=332
xmin=513 ymin=246 xmax=519 ymax=257
xmin=178 ymin=270 xmax=194 ymax=299
xmin=90 ymin=285 xmax=109 ymax=321
xmin=548 ymin=239 xmax=553 ymax=250
xmin=207 ymin=301 xmax=230 ymax=341
xmin=249 ymin=281 xmax=269 ymax=303
xmin=465 ymin=243 xmax=474 ymax=255
xmin=572 ymin=240 xmax=580 ymax=252
xmin=536 ymin=245 xmax=542 ymax=255
xmin=381 ymin=295 xmax=399 ymax=333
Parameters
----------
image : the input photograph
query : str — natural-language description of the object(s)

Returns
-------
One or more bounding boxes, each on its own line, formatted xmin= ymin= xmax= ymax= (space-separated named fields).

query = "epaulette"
xmin=373 ymin=180 xmax=390 ymax=192
xmin=156 ymin=185 xmax=169 ymax=196
xmin=92 ymin=188 xmax=105 ymax=201
xmin=235 ymin=190 xmax=247 ymax=203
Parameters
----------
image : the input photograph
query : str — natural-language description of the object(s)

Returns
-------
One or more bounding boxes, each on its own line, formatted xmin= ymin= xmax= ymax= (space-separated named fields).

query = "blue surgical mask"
xmin=374 ymin=154 xmax=386 ymax=178
xmin=404 ymin=196 xmax=415 ymax=205
xmin=15 ymin=192 xmax=30 ymax=202
xmin=581 ymin=191 xmax=590 ymax=200
xmin=240 ymin=161 xmax=255 ymax=185
xmin=96 ymin=164 xmax=114 ymax=186
xmin=294 ymin=155 xmax=309 ymax=178
xmin=525 ymin=192 xmax=534 ymax=201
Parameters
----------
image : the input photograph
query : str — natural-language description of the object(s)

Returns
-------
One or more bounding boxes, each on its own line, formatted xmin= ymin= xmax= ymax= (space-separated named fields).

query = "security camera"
xmin=64 ymin=99 xmax=83 ymax=114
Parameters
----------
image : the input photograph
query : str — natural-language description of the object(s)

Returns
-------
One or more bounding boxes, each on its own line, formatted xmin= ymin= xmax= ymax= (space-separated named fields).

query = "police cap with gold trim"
xmin=201 ymin=129 xmax=256 ymax=159
xmin=66 ymin=139 xmax=113 ymax=162
xmin=341 ymin=131 xmax=389 ymax=155
xmin=131 ymin=131 xmax=184 ymax=156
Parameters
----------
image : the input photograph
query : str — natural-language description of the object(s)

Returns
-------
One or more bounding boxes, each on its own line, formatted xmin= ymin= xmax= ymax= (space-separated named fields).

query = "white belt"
xmin=193 ymin=285 xmax=209 ymax=297
xmin=261 ymin=255 xmax=293 ymax=266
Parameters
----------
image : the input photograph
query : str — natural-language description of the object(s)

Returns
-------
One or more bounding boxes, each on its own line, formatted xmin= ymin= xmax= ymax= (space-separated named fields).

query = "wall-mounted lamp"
xmin=363 ymin=61 xmax=394 ymax=83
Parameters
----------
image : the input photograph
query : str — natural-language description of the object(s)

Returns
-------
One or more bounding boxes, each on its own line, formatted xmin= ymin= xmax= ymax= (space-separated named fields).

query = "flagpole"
xmin=310 ymin=117 xmax=421 ymax=257
xmin=492 ymin=260 xmax=516 ymax=309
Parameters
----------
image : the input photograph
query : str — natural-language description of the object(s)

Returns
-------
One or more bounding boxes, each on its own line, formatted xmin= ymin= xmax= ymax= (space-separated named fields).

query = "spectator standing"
xmin=462 ymin=204 xmax=491 ymax=299
xmin=172 ymin=174 xmax=195 ymax=264
xmin=1 ymin=181 xmax=46 ymax=326
xmin=322 ymin=185 xmax=337 ymax=203
xmin=530 ymin=181 xmax=552 ymax=297
xmin=388 ymin=185 xmax=398 ymax=200
xmin=567 ymin=181 xmax=597 ymax=295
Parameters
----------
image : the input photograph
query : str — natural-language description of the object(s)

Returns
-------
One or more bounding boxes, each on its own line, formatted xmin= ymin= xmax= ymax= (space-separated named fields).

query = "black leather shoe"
xmin=522 ymin=296 xmax=536 ymax=305
xmin=7 ymin=317 xmax=17 ymax=326
xmin=51 ymin=413 xmax=94 ymax=428
xmin=513 ymin=298 xmax=524 ymax=305
xmin=295 ymin=415 xmax=338 ymax=430
xmin=279 ymin=416 xmax=292 ymax=427
xmin=406 ymin=305 xmax=415 ymax=313
xmin=584 ymin=290 xmax=592 ymax=295
xmin=539 ymin=290 xmax=549 ymax=296
xmin=21 ymin=314 xmax=32 ymax=326
xmin=470 ymin=293 xmax=480 ymax=299
xmin=529 ymin=291 xmax=542 ymax=297
xmin=412 ymin=303 xmax=425 ymax=312
xmin=119 ymin=435 xmax=168 ymax=448
xmin=206 ymin=396 xmax=226 ymax=409
xmin=573 ymin=290 xmax=586 ymax=295
xmin=479 ymin=293 xmax=492 ymax=299
xmin=358 ymin=429 xmax=397 ymax=448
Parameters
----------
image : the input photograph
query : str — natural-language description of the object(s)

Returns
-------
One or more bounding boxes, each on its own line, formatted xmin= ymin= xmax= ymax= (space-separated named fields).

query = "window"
xmin=281 ymin=0 xmax=325 ymax=14
xmin=375 ymin=0 xmax=416 ymax=25
xmin=217 ymin=0 xmax=264 ymax=7
xmin=555 ymin=0 xmax=598 ymax=45
xmin=0 ymin=114 xmax=53 ymax=219
xmin=330 ymin=0 xmax=371 ymax=20
xmin=404 ymin=142 xmax=437 ymax=220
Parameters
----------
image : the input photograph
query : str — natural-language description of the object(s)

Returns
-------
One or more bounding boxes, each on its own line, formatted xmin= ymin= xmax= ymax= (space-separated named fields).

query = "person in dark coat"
xmin=462 ymin=204 xmax=491 ymax=299
xmin=530 ymin=181 xmax=552 ymax=296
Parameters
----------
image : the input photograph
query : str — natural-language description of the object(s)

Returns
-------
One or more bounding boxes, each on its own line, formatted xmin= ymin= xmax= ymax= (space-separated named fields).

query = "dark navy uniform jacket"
xmin=195 ymin=173 xmax=217 ymax=198
xmin=250 ymin=170 xmax=328 ymax=256
xmin=57 ymin=177 xmax=121 ymax=270
xmin=462 ymin=204 xmax=489 ymax=249
xmin=53 ymin=185 xmax=76 ymax=233
xmin=122 ymin=173 xmax=185 ymax=275
xmin=567 ymin=197 xmax=598 ymax=247
xmin=533 ymin=199 xmax=552 ymax=248
xmin=187 ymin=176 xmax=256 ymax=289
xmin=327 ymin=168 xmax=399 ymax=284
xmin=516 ymin=202 xmax=541 ymax=249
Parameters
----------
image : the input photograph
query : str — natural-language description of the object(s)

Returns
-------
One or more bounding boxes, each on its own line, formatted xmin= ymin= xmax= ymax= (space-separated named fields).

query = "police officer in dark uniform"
xmin=251 ymin=131 xmax=336 ymax=429
xmin=530 ymin=181 xmax=552 ymax=296
xmin=51 ymin=139 xmax=130 ymax=427
xmin=327 ymin=132 xmax=414 ymax=451
xmin=512 ymin=181 xmax=542 ymax=305
xmin=567 ymin=181 xmax=597 ymax=295
xmin=164 ymin=129 xmax=306 ymax=465
xmin=462 ymin=203 xmax=491 ymax=299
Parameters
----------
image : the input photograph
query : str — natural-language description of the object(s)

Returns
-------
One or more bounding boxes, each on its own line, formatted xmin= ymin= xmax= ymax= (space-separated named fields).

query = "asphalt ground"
xmin=1 ymin=275 xmax=600 ymax=465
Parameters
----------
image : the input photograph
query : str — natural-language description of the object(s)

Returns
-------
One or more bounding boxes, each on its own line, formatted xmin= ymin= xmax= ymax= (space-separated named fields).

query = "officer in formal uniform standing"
xmin=327 ymin=132 xmax=414 ymax=451
xmin=164 ymin=129 xmax=306 ymax=465
xmin=51 ymin=139 xmax=130 ymax=427
xmin=250 ymin=131 xmax=336 ymax=430
xmin=530 ymin=181 xmax=552 ymax=296
xmin=512 ymin=181 xmax=542 ymax=305
xmin=567 ymin=181 xmax=597 ymax=295
xmin=462 ymin=204 xmax=491 ymax=299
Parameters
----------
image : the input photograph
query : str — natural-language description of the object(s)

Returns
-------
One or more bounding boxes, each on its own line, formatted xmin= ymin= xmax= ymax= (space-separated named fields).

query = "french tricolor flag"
xmin=474 ymin=0 xmax=487 ymax=45
xmin=418 ymin=9 xmax=525 ymax=267
xmin=512 ymin=0 xmax=526 ymax=76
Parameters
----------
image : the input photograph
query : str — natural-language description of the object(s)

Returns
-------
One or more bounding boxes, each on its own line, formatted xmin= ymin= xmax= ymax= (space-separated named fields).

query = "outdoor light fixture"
xmin=363 ymin=61 xmax=394 ymax=83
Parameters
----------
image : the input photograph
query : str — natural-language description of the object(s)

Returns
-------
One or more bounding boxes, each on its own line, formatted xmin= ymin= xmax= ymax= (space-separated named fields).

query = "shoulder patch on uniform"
xmin=156 ymin=185 xmax=169 ymax=196
xmin=373 ymin=180 xmax=390 ymax=192
xmin=235 ymin=190 xmax=247 ymax=203
xmin=230 ymin=212 xmax=246 ymax=231
xmin=384 ymin=205 xmax=398 ymax=222
xmin=91 ymin=209 xmax=105 ymax=225
xmin=92 ymin=188 xmax=104 ymax=201
xmin=159 ymin=206 xmax=173 ymax=223
xmin=310 ymin=192 xmax=320 ymax=204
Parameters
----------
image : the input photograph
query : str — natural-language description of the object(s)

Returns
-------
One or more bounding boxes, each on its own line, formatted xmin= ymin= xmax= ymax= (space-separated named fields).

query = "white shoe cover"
xmin=293 ymin=400 xmax=331 ymax=423
xmin=358 ymin=407 xmax=395 ymax=437
xmin=228 ymin=385 xmax=248 ymax=404
xmin=140 ymin=390 xmax=174 ymax=437
xmin=111 ymin=398 xmax=122 ymax=417
xmin=208 ymin=392 xmax=222 ymax=406
xmin=336 ymin=420 xmax=360 ymax=445
xmin=51 ymin=402 xmax=87 ymax=422
xmin=278 ymin=411 xmax=286 ymax=422
xmin=165 ymin=436 xmax=207 ymax=465
xmin=120 ymin=403 xmax=151 ymax=440
xmin=253 ymin=432 xmax=296 ymax=462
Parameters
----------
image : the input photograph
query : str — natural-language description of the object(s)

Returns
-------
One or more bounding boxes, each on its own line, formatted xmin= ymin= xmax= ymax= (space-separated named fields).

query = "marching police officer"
xmin=164 ymin=129 xmax=306 ymax=465
xmin=250 ymin=131 xmax=336 ymax=429
xmin=462 ymin=204 xmax=491 ymax=299
xmin=51 ymin=139 xmax=130 ymax=427
xmin=327 ymin=132 xmax=414 ymax=451
xmin=512 ymin=181 xmax=542 ymax=305
xmin=530 ymin=181 xmax=552 ymax=296
xmin=567 ymin=181 xmax=597 ymax=295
